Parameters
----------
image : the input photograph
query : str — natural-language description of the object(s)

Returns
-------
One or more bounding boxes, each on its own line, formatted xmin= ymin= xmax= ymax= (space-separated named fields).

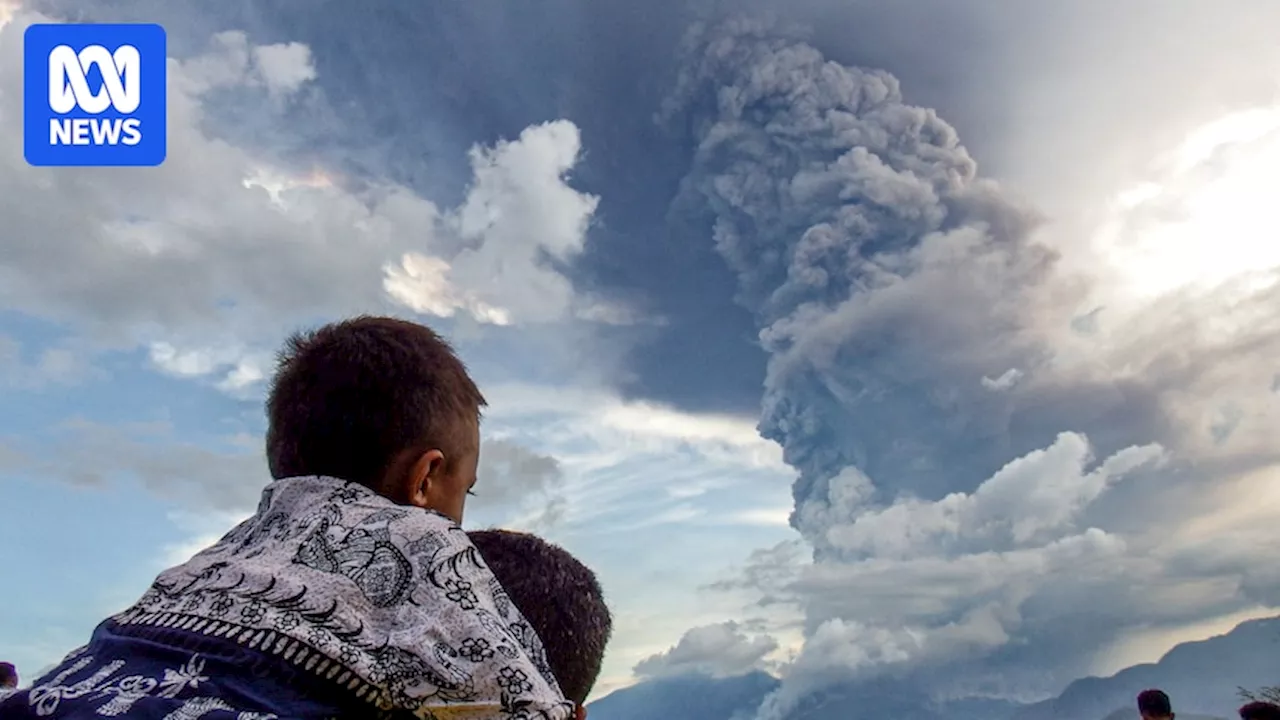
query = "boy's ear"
xmin=382 ymin=448 xmax=444 ymax=508
xmin=575 ymin=704 xmax=586 ymax=720
xmin=405 ymin=449 xmax=446 ymax=508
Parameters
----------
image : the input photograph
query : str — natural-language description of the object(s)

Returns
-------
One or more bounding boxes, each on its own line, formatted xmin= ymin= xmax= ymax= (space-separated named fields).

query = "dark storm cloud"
xmin=27 ymin=0 xmax=1039 ymax=415
xmin=660 ymin=16 xmax=1066 ymax=511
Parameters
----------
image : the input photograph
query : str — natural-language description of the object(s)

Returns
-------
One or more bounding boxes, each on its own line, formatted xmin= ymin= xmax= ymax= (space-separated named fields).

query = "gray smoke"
xmin=662 ymin=16 xmax=1280 ymax=712
xmin=663 ymin=18 xmax=1063 ymax=544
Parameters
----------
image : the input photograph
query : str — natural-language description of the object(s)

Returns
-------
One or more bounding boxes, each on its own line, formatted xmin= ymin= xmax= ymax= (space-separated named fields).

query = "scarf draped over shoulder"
xmin=107 ymin=476 xmax=574 ymax=719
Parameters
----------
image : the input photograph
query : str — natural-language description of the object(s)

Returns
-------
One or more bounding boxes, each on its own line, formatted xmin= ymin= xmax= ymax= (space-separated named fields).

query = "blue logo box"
xmin=24 ymin=23 xmax=167 ymax=167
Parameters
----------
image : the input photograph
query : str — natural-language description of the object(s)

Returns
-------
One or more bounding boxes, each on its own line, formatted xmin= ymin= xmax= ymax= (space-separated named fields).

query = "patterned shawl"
xmin=107 ymin=475 xmax=574 ymax=719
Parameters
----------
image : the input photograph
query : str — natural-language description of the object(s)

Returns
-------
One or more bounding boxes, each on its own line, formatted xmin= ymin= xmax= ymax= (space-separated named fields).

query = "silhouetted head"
xmin=469 ymin=529 xmax=612 ymax=718
xmin=1240 ymin=701 xmax=1280 ymax=720
xmin=0 ymin=662 xmax=17 ymax=689
xmin=1138 ymin=689 xmax=1174 ymax=720
xmin=266 ymin=315 xmax=486 ymax=523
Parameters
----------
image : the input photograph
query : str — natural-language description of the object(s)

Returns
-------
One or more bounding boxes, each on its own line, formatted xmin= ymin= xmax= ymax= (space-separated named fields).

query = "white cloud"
xmin=724 ymin=425 xmax=1280 ymax=707
xmin=484 ymin=382 xmax=788 ymax=475
xmin=383 ymin=253 xmax=513 ymax=326
xmin=250 ymin=41 xmax=317 ymax=95
xmin=147 ymin=342 xmax=273 ymax=394
xmin=0 ymin=14 xmax=606 ymax=383
xmin=395 ymin=120 xmax=599 ymax=325
xmin=634 ymin=621 xmax=780 ymax=679
xmin=981 ymin=367 xmax=1023 ymax=391
xmin=0 ymin=0 xmax=15 ymax=31
xmin=454 ymin=383 xmax=799 ymax=696
xmin=818 ymin=433 xmax=1165 ymax=559
xmin=381 ymin=120 xmax=601 ymax=326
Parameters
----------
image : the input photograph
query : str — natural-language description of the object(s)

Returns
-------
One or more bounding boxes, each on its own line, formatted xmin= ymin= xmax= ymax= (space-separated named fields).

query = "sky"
xmin=2 ymin=0 xmax=1280 ymax=712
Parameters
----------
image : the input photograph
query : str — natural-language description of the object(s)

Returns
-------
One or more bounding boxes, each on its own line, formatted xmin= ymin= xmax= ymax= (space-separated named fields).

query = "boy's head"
xmin=0 ymin=662 xmax=17 ymax=688
xmin=266 ymin=316 xmax=486 ymax=523
xmin=1240 ymin=702 xmax=1280 ymax=720
xmin=468 ymin=529 xmax=611 ymax=716
xmin=1137 ymin=689 xmax=1174 ymax=720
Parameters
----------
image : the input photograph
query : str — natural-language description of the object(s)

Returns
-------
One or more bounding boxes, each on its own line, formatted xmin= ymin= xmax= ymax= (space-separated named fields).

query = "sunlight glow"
xmin=0 ymin=0 xmax=17 ymax=32
xmin=1096 ymin=105 xmax=1280 ymax=301
xmin=240 ymin=167 xmax=334 ymax=205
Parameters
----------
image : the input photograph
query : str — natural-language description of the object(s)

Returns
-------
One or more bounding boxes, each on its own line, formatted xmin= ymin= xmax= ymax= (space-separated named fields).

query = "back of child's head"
xmin=1241 ymin=701 xmax=1280 ymax=720
xmin=0 ymin=661 xmax=17 ymax=688
xmin=468 ymin=529 xmax=611 ymax=705
xmin=265 ymin=315 xmax=486 ymax=488
xmin=1137 ymin=689 xmax=1174 ymax=718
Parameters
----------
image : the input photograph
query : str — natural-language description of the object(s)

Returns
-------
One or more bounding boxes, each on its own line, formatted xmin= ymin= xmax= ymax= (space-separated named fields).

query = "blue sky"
xmin=3 ymin=0 xmax=1280 ymax=712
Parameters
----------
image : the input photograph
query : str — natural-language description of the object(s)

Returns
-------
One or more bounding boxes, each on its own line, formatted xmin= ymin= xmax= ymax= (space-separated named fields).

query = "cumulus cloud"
xmin=384 ymin=119 xmax=599 ymax=327
xmin=728 ymin=436 xmax=1164 ymax=716
xmin=634 ymin=621 xmax=779 ymax=679
xmin=814 ymin=433 xmax=1165 ymax=560
xmin=249 ymin=41 xmax=316 ymax=95
xmin=0 ymin=13 xmax=603 ymax=381
xmin=147 ymin=341 xmax=272 ymax=393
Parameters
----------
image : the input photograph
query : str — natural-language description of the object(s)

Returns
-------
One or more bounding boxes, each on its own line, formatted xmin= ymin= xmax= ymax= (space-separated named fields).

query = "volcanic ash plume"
xmin=663 ymin=17 xmax=1066 ymax=550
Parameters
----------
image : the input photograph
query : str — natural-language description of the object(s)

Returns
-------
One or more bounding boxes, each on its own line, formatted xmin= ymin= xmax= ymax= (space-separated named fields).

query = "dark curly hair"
xmin=469 ymin=530 xmax=611 ymax=705
xmin=1240 ymin=701 xmax=1280 ymax=720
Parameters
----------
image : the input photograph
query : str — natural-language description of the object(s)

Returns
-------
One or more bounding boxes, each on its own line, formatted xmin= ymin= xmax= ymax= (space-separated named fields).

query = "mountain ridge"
xmin=587 ymin=615 xmax=1280 ymax=720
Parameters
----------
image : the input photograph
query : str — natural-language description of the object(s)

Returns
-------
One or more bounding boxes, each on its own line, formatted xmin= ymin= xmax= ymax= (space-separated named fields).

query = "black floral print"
xmin=240 ymin=602 xmax=266 ymax=625
xmin=208 ymin=593 xmax=233 ymax=618
xmin=337 ymin=644 xmax=360 ymax=666
xmin=497 ymin=667 xmax=533 ymax=696
xmin=273 ymin=612 xmax=300 ymax=632
xmin=443 ymin=579 xmax=479 ymax=610
xmin=306 ymin=626 xmax=331 ymax=650
xmin=458 ymin=638 xmax=495 ymax=663
xmin=110 ymin=475 xmax=574 ymax=719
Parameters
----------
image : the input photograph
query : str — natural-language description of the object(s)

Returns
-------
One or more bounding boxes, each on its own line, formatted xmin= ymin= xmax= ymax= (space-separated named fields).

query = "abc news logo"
xmin=23 ymin=23 xmax=167 ymax=167
xmin=48 ymin=44 xmax=143 ymax=147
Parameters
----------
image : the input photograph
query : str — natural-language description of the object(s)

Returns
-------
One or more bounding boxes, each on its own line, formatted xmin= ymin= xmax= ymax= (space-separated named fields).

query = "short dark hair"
xmin=1138 ymin=689 xmax=1173 ymax=716
xmin=1240 ymin=702 xmax=1280 ymax=720
xmin=0 ymin=661 xmax=17 ymax=687
xmin=266 ymin=316 xmax=486 ymax=487
xmin=468 ymin=530 xmax=611 ymax=705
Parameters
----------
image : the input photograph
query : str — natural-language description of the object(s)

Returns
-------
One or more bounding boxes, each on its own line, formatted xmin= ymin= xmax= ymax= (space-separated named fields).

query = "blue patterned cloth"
xmin=3 ymin=476 xmax=572 ymax=719
xmin=0 ymin=620 xmax=347 ymax=718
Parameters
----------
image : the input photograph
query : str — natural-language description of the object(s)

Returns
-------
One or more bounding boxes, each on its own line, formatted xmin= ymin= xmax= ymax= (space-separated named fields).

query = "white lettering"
xmin=49 ymin=118 xmax=71 ymax=144
xmin=90 ymin=117 xmax=121 ymax=144
xmin=49 ymin=118 xmax=144 ymax=146
xmin=120 ymin=118 xmax=142 ymax=146
xmin=72 ymin=118 xmax=91 ymax=144
xmin=48 ymin=44 xmax=141 ymax=115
